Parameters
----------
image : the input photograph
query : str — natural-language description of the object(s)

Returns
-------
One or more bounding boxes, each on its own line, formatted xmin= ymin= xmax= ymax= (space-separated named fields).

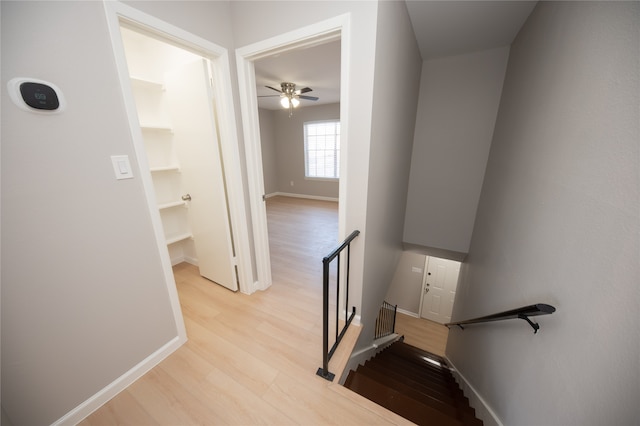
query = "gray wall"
xmin=259 ymin=108 xmax=279 ymax=195
xmin=447 ymin=2 xmax=639 ymax=425
xmin=385 ymin=251 xmax=426 ymax=315
xmin=404 ymin=47 xmax=509 ymax=256
xmin=260 ymin=103 xmax=340 ymax=199
xmin=0 ymin=2 xmax=199 ymax=424
xmin=1 ymin=1 xmax=243 ymax=424
xmin=359 ymin=0 xmax=423 ymax=346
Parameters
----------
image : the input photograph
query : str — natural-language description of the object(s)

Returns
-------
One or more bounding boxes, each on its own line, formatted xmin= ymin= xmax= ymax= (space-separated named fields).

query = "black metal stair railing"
xmin=445 ymin=303 xmax=556 ymax=334
xmin=316 ymin=230 xmax=360 ymax=382
xmin=374 ymin=301 xmax=397 ymax=340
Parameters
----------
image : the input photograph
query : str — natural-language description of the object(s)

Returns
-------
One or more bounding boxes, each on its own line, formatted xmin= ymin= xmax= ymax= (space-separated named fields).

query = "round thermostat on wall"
xmin=8 ymin=77 xmax=66 ymax=114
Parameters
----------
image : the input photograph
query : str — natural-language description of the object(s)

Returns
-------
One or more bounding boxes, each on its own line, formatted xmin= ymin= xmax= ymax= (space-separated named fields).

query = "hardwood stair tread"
xmin=345 ymin=371 xmax=464 ymax=426
xmin=362 ymin=360 xmax=470 ymax=407
xmin=356 ymin=364 xmax=477 ymax=419
xmin=344 ymin=340 xmax=483 ymax=426
xmin=373 ymin=351 xmax=458 ymax=385
xmin=386 ymin=343 xmax=453 ymax=372
xmin=390 ymin=341 xmax=449 ymax=366
xmin=366 ymin=356 xmax=465 ymax=395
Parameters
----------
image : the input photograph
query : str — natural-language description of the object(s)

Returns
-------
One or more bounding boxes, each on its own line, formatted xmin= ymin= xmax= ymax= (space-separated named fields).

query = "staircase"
xmin=344 ymin=340 xmax=483 ymax=426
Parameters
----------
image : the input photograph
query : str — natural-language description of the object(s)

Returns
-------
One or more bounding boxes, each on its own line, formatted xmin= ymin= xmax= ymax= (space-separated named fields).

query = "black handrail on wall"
xmin=445 ymin=303 xmax=556 ymax=334
xmin=316 ymin=230 xmax=360 ymax=382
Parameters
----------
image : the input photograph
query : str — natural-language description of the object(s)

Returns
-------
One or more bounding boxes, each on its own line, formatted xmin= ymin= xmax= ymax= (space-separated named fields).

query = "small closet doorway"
xmin=119 ymin=26 xmax=238 ymax=291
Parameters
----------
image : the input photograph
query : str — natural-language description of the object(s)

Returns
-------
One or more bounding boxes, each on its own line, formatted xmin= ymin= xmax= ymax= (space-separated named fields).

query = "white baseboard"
xmin=337 ymin=309 xmax=361 ymax=326
xmin=53 ymin=335 xmax=185 ymax=426
xmin=265 ymin=192 xmax=338 ymax=202
xmin=445 ymin=357 xmax=503 ymax=426
xmin=396 ymin=308 xmax=419 ymax=318
xmin=183 ymin=256 xmax=198 ymax=266
xmin=340 ymin=333 xmax=400 ymax=384
xmin=170 ymin=256 xmax=198 ymax=266
xmin=352 ymin=314 xmax=361 ymax=326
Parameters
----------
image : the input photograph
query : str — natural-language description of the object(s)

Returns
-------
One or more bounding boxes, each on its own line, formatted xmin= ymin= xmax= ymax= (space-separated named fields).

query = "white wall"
xmin=271 ymin=103 xmax=340 ymax=199
xmin=0 ymin=2 xmax=237 ymax=424
xmin=404 ymin=47 xmax=509 ymax=256
xmin=447 ymin=2 xmax=639 ymax=425
xmin=358 ymin=0 xmax=423 ymax=346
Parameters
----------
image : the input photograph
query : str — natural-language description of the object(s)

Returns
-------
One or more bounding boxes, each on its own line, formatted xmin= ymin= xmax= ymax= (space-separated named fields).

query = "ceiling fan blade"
xmin=299 ymin=95 xmax=319 ymax=101
xmin=298 ymin=87 xmax=313 ymax=94
xmin=266 ymin=85 xmax=282 ymax=93
xmin=257 ymin=95 xmax=281 ymax=98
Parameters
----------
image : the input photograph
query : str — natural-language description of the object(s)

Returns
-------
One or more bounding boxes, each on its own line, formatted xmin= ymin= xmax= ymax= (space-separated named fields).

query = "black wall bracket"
xmin=518 ymin=313 xmax=541 ymax=333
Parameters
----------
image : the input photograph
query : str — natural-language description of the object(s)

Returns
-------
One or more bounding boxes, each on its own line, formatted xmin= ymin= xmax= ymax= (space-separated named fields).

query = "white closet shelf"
xmin=140 ymin=124 xmax=173 ymax=132
xmin=130 ymin=76 xmax=164 ymax=90
xmin=150 ymin=165 xmax=180 ymax=173
xmin=158 ymin=200 xmax=187 ymax=210
xmin=166 ymin=233 xmax=193 ymax=245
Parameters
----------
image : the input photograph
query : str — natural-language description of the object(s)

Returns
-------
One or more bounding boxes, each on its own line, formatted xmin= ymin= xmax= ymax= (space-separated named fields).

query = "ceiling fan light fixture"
xmin=280 ymin=96 xmax=290 ymax=108
xmin=291 ymin=97 xmax=300 ymax=108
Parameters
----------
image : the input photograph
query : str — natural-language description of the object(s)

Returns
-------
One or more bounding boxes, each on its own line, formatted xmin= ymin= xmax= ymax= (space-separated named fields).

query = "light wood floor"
xmin=81 ymin=196 xmax=414 ymax=425
xmin=394 ymin=313 xmax=449 ymax=358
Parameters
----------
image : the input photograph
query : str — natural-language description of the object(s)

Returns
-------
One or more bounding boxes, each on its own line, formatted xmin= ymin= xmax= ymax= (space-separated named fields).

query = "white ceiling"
xmin=254 ymin=1 xmax=537 ymax=110
xmin=254 ymin=40 xmax=341 ymax=110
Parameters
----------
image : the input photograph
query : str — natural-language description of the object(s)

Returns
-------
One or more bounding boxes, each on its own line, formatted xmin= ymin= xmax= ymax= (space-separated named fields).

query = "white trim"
xmin=53 ymin=336 xmax=183 ymax=426
xmin=352 ymin=313 xmax=361 ymax=326
xmin=340 ymin=333 xmax=398 ymax=384
xmin=446 ymin=357 xmax=504 ymax=426
xmin=170 ymin=255 xmax=198 ymax=266
xmin=418 ymin=256 xmax=429 ymax=318
xmin=397 ymin=308 xmax=419 ymax=318
xmin=265 ymin=192 xmax=338 ymax=203
xmin=236 ymin=14 xmax=351 ymax=294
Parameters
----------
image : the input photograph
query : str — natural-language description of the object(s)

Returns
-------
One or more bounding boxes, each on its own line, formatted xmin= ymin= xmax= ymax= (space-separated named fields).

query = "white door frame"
xmin=236 ymin=14 xmax=351 ymax=292
xmin=103 ymin=3 xmax=253 ymax=302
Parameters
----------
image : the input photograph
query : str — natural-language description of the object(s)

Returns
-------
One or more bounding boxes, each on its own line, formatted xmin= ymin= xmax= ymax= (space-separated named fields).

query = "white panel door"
xmin=420 ymin=257 xmax=460 ymax=324
xmin=164 ymin=59 xmax=237 ymax=291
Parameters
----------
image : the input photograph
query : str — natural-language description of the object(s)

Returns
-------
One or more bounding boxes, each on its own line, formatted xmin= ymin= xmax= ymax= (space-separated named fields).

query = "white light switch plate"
xmin=111 ymin=155 xmax=134 ymax=180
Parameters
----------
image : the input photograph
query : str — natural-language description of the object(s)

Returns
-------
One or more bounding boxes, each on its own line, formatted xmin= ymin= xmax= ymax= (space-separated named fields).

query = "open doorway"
xmin=252 ymin=40 xmax=341 ymax=290
xmin=104 ymin=3 xmax=254 ymax=342
xmin=236 ymin=16 xmax=350 ymax=294
xmin=118 ymin=26 xmax=238 ymax=291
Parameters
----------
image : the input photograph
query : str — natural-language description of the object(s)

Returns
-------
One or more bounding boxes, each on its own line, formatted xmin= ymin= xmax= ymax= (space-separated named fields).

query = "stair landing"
xmin=344 ymin=341 xmax=482 ymax=426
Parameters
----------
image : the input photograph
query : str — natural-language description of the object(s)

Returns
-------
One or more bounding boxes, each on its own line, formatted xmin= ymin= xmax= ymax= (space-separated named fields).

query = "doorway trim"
xmin=236 ymin=14 xmax=351 ymax=292
xmin=103 ymin=2 xmax=253 ymax=329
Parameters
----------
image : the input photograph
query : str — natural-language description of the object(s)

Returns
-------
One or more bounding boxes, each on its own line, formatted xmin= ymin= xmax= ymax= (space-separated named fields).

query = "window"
xmin=304 ymin=120 xmax=340 ymax=179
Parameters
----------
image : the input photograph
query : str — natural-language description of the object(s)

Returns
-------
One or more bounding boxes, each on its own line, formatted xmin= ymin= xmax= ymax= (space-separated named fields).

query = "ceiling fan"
xmin=259 ymin=82 xmax=319 ymax=116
